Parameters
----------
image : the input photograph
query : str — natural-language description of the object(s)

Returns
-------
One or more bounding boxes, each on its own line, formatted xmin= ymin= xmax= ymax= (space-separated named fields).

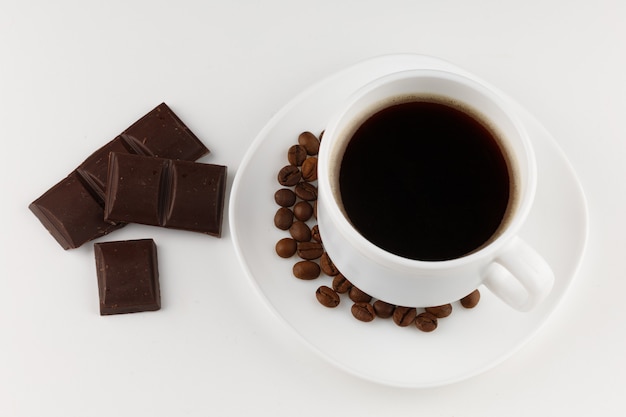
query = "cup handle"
xmin=482 ymin=236 xmax=554 ymax=312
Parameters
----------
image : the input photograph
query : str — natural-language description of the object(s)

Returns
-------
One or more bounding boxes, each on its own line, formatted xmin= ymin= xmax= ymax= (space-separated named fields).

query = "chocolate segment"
xmin=94 ymin=239 xmax=160 ymax=315
xmin=105 ymin=152 xmax=227 ymax=237
xmin=29 ymin=103 xmax=210 ymax=249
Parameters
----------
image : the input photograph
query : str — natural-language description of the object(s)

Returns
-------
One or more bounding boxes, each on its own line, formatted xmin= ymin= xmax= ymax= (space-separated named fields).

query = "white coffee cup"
xmin=317 ymin=69 xmax=554 ymax=311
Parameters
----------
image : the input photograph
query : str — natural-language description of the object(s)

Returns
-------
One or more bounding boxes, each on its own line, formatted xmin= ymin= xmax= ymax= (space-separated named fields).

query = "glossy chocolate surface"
xmin=29 ymin=103 xmax=209 ymax=249
xmin=105 ymin=152 xmax=227 ymax=237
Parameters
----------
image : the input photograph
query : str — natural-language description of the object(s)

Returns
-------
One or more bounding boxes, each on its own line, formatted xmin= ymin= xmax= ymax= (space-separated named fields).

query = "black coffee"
xmin=339 ymin=99 xmax=511 ymax=261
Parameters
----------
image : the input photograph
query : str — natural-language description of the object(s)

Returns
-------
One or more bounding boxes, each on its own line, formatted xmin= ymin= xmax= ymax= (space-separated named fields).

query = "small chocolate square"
xmin=94 ymin=239 xmax=160 ymax=315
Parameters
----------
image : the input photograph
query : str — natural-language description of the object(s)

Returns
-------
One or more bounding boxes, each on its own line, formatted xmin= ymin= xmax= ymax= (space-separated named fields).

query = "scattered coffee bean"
xmin=425 ymin=304 xmax=453 ymax=318
xmin=277 ymin=165 xmax=301 ymax=186
xmin=415 ymin=312 xmax=438 ymax=332
xmin=289 ymin=221 xmax=311 ymax=242
xmin=460 ymin=289 xmax=480 ymax=309
xmin=297 ymin=241 xmax=324 ymax=260
xmin=275 ymin=237 xmax=297 ymax=258
xmin=392 ymin=306 xmax=417 ymax=327
xmin=274 ymin=207 xmax=294 ymax=230
xmin=301 ymin=157 xmax=318 ymax=182
xmin=294 ymin=182 xmax=317 ymax=201
xmin=274 ymin=188 xmax=296 ymax=207
xmin=293 ymin=201 xmax=314 ymax=221
xmin=292 ymin=260 xmax=320 ymax=280
xmin=351 ymin=302 xmax=376 ymax=322
xmin=310 ymin=225 xmax=322 ymax=242
xmin=349 ymin=286 xmax=372 ymax=303
xmin=332 ymin=273 xmax=352 ymax=293
xmin=320 ymin=252 xmax=339 ymax=276
xmin=288 ymin=144 xmax=308 ymax=166
xmin=315 ymin=285 xmax=340 ymax=308
xmin=373 ymin=300 xmax=395 ymax=318
xmin=313 ymin=201 xmax=317 ymax=219
xmin=298 ymin=131 xmax=320 ymax=155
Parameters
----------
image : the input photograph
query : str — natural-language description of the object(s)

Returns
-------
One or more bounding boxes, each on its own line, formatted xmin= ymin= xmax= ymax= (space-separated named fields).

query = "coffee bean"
xmin=277 ymin=165 xmax=301 ymax=186
xmin=313 ymin=201 xmax=317 ymax=219
xmin=274 ymin=207 xmax=293 ymax=230
xmin=373 ymin=300 xmax=395 ymax=318
xmin=288 ymin=144 xmax=308 ymax=166
xmin=275 ymin=237 xmax=297 ymax=258
xmin=315 ymin=285 xmax=340 ymax=308
xmin=297 ymin=241 xmax=324 ymax=260
xmin=293 ymin=201 xmax=313 ymax=221
xmin=289 ymin=221 xmax=311 ymax=242
xmin=332 ymin=273 xmax=352 ymax=293
xmin=301 ymin=157 xmax=318 ymax=182
xmin=460 ymin=289 xmax=480 ymax=309
xmin=351 ymin=302 xmax=375 ymax=322
xmin=298 ymin=131 xmax=320 ymax=155
xmin=425 ymin=304 xmax=453 ymax=318
xmin=274 ymin=188 xmax=296 ymax=207
xmin=349 ymin=286 xmax=372 ymax=303
xmin=292 ymin=260 xmax=320 ymax=280
xmin=415 ymin=312 xmax=438 ymax=332
xmin=294 ymin=182 xmax=317 ymax=201
xmin=392 ymin=306 xmax=417 ymax=327
xmin=310 ymin=225 xmax=322 ymax=243
xmin=320 ymin=252 xmax=339 ymax=276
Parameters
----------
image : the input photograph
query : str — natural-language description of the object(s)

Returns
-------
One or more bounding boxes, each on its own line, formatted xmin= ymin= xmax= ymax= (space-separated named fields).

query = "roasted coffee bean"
xmin=288 ymin=144 xmax=308 ymax=166
xmin=297 ymin=241 xmax=324 ymax=260
xmin=460 ymin=289 xmax=481 ymax=308
xmin=332 ymin=273 xmax=352 ymax=293
xmin=392 ymin=306 xmax=417 ymax=327
xmin=294 ymin=182 xmax=317 ymax=201
xmin=274 ymin=207 xmax=294 ymax=230
xmin=292 ymin=260 xmax=320 ymax=280
xmin=274 ymin=188 xmax=296 ymax=207
xmin=415 ymin=312 xmax=438 ymax=332
xmin=373 ymin=300 xmax=395 ymax=318
xmin=298 ymin=131 xmax=320 ymax=155
xmin=289 ymin=221 xmax=311 ymax=242
xmin=320 ymin=252 xmax=339 ymax=276
xmin=313 ymin=200 xmax=317 ymax=219
xmin=293 ymin=201 xmax=313 ymax=221
xmin=275 ymin=237 xmax=297 ymax=258
xmin=349 ymin=286 xmax=372 ymax=303
xmin=315 ymin=285 xmax=340 ymax=308
xmin=351 ymin=302 xmax=375 ymax=322
xmin=311 ymin=225 xmax=322 ymax=242
xmin=301 ymin=157 xmax=318 ymax=182
xmin=425 ymin=304 xmax=453 ymax=318
xmin=277 ymin=165 xmax=301 ymax=186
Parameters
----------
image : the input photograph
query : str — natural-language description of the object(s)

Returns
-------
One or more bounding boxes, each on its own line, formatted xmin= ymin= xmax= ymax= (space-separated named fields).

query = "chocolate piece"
xmin=30 ymin=103 xmax=210 ymax=249
xmin=104 ymin=152 xmax=227 ymax=236
xmin=94 ymin=239 xmax=160 ymax=315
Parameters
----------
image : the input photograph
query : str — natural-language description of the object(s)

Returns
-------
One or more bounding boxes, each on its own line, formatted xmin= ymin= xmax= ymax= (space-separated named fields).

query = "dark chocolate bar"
xmin=94 ymin=239 xmax=160 ymax=315
xmin=29 ymin=103 xmax=210 ymax=249
xmin=104 ymin=152 xmax=227 ymax=237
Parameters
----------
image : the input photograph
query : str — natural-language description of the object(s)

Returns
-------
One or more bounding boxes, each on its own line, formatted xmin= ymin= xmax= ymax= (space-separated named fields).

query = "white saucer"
xmin=229 ymin=54 xmax=588 ymax=388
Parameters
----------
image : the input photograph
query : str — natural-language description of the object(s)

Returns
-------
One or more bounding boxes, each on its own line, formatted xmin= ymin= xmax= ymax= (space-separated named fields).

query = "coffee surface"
xmin=339 ymin=100 xmax=510 ymax=261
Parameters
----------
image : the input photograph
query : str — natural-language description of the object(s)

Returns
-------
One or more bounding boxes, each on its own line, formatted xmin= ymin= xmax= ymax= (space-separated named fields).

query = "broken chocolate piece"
xmin=29 ymin=103 xmax=210 ymax=249
xmin=105 ymin=152 xmax=227 ymax=237
xmin=94 ymin=239 xmax=160 ymax=315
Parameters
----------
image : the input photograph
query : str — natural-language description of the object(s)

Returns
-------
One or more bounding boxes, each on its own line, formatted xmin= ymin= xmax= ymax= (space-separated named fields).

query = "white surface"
xmin=0 ymin=1 xmax=624 ymax=416
xmin=230 ymin=54 xmax=587 ymax=387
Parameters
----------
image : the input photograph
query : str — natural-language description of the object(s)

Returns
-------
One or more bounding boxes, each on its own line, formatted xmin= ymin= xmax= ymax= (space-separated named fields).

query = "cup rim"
xmin=317 ymin=68 xmax=537 ymax=271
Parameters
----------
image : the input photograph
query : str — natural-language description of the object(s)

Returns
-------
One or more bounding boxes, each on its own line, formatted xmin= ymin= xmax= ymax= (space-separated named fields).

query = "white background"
xmin=1 ymin=1 xmax=624 ymax=416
